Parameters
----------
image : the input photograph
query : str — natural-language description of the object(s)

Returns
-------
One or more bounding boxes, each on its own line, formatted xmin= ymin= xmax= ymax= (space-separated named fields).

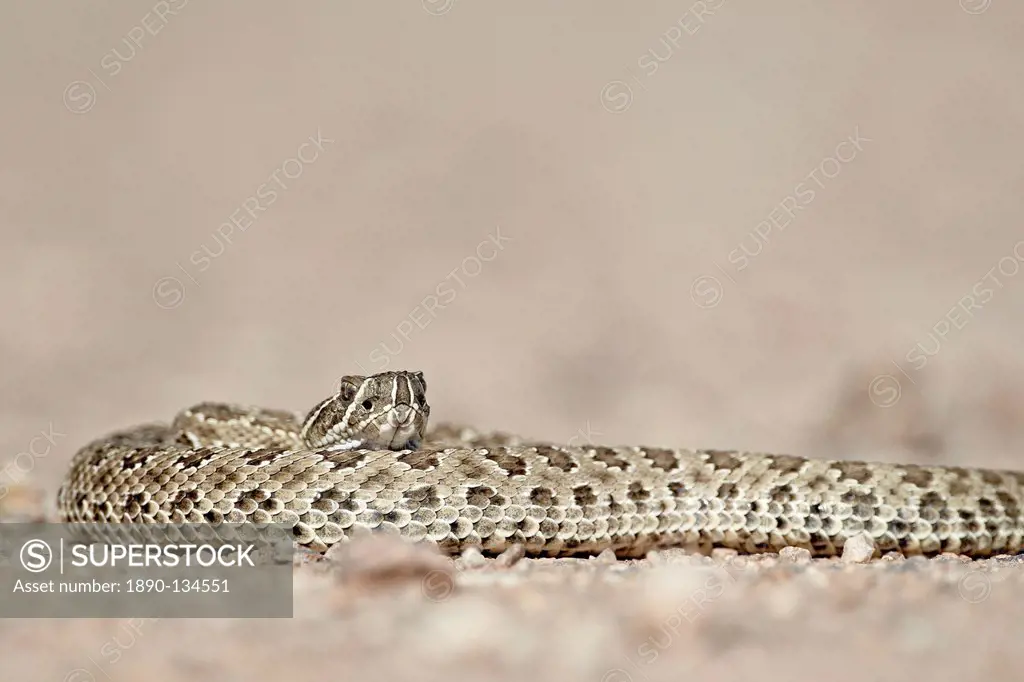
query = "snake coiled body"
xmin=58 ymin=372 xmax=1024 ymax=558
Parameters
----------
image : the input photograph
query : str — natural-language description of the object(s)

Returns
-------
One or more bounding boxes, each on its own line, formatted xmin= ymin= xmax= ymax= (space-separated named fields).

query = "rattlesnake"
xmin=58 ymin=371 xmax=1024 ymax=558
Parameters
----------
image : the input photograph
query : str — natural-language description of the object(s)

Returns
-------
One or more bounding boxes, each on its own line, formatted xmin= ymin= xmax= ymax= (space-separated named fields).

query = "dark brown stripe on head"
xmin=395 ymin=374 xmax=412 ymax=406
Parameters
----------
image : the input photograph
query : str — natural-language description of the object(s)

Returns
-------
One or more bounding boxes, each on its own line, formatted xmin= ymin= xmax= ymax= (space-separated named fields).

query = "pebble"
xmin=841 ymin=533 xmax=877 ymax=563
xmin=710 ymin=547 xmax=739 ymax=562
xmin=458 ymin=546 xmax=489 ymax=570
xmin=495 ymin=543 xmax=526 ymax=568
xmin=779 ymin=546 xmax=813 ymax=564
xmin=647 ymin=547 xmax=692 ymax=565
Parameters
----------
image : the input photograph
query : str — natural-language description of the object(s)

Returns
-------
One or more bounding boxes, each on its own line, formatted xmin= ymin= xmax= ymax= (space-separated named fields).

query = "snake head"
xmin=300 ymin=371 xmax=429 ymax=451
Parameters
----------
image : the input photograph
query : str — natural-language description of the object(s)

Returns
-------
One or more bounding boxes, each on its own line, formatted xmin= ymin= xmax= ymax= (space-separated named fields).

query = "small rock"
xmin=711 ymin=547 xmax=739 ymax=562
xmin=841 ymin=533 xmax=877 ymax=563
xmin=779 ymin=546 xmax=812 ymax=564
xmin=594 ymin=548 xmax=619 ymax=564
xmin=495 ymin=543 xmax=526 ymax=568
xmin=458 ymin=546 xmax=488 ymax=570
xmin=646 ymin=547 xmax=692 ymax=565
xmin=935 ymin=552 xmax=964 ymax=563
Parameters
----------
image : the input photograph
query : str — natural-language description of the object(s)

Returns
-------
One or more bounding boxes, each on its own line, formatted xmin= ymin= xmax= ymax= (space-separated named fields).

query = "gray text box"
xmin=0 ymin=523 xmax=294 ymax=617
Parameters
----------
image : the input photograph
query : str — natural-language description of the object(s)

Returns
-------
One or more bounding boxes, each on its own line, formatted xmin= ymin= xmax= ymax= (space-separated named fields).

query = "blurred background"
xmin=4 ymin=1 xmax=1024 ymax=512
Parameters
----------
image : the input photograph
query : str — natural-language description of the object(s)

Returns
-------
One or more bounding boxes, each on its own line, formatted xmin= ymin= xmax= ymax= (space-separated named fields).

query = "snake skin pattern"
xmin=58 ymin=371 xmax=1024 ymax=558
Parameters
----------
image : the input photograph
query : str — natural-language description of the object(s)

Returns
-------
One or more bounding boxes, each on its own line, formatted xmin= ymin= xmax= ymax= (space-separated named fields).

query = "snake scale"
xmin=57 ymin=371 xmax=1024 ymax=558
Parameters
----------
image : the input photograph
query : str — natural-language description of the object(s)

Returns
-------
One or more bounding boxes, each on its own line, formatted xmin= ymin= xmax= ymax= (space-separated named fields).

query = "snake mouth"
xmin=391 ymin=404 xmax=414 ymax=426
xmin=357 ymin=404 xmax=425 ymax=450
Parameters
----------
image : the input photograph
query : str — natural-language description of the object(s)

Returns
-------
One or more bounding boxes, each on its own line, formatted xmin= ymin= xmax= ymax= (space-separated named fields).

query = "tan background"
xmin=4 ymin=3 xmax=1024 ymax=681
xmin=4 ymin=1 xmax=1024 ymax=510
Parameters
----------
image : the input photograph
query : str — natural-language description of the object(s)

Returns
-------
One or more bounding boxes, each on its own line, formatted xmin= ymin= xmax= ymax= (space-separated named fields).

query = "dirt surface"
xmin=4 ymin=491 xmax=1024 ymax=682
xmin=4 ymin=2 xmax=1024 ymax=680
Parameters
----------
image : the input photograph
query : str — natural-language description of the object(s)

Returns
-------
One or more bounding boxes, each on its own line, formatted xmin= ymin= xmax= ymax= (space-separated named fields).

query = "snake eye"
xmin=362 ymin=399 xmax=373 ymax=410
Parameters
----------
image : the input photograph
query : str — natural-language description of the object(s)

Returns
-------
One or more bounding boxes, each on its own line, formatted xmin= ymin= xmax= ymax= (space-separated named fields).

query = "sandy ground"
xmin=4 ymin=2 xmax=1024 ymax=680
